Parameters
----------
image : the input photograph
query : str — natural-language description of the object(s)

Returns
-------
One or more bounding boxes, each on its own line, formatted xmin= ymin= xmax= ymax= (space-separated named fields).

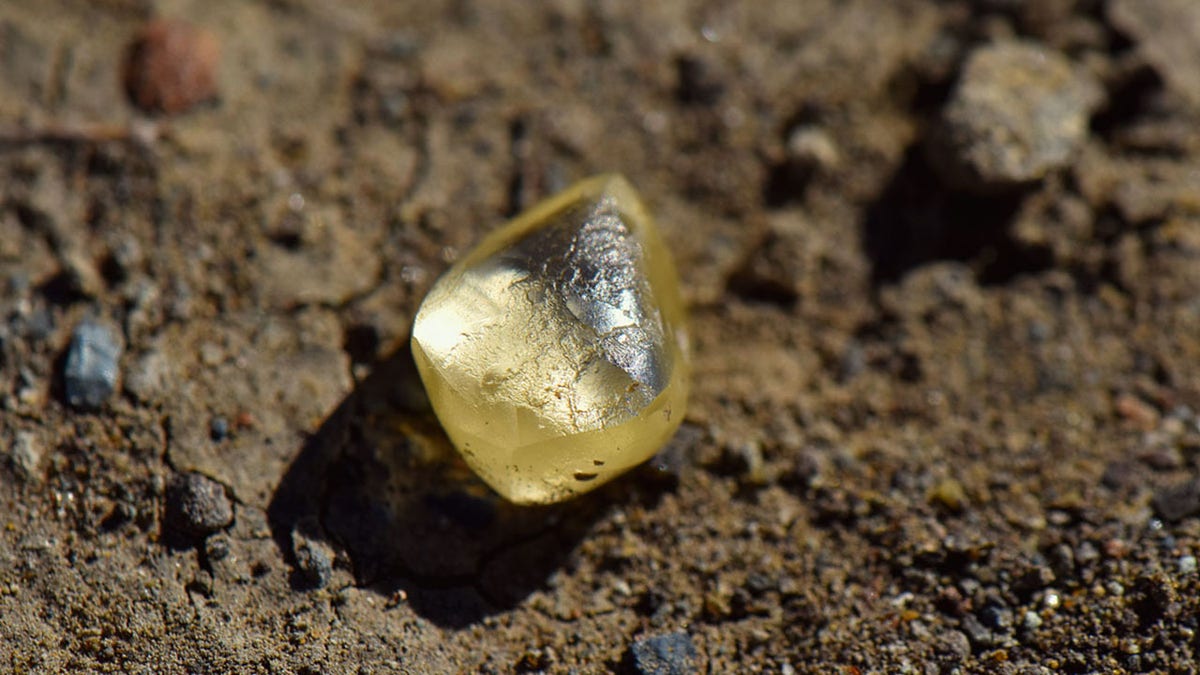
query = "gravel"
xmin=6 ymin=431 xmax=43 ymax=482
xmin=165 ymin=472 xmax=234 ymax=539
xmin=291 ymin=527 xmax=334 ymax=590
xmin=628 ymin=631 xmax=699 ymax=675
xmin=63 ymin=321 xmax=123 ymax=410
xmin=1153 ymin=477 xmax=1200 ymax=522
xmin=929 ymin=41 xmax=1102 ymax=191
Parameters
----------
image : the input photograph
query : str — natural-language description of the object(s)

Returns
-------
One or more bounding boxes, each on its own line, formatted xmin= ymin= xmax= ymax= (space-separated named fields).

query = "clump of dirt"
xmin=2 ymin=1 xmax=1200 ymax=672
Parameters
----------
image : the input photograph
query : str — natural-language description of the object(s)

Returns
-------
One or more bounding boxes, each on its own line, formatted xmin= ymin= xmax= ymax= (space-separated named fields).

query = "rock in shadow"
xmin=861 ymin=144 xmax=1050 ymax=287
xmin=267 ymin=341 xmax=613 ymax=628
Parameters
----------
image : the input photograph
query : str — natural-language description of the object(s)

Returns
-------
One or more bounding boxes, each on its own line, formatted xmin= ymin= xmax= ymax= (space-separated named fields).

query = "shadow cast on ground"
xmin=861 ymin=143 xmax=1052 ymax=287
xmin=267 ymin=341 xmax=627 ymax=629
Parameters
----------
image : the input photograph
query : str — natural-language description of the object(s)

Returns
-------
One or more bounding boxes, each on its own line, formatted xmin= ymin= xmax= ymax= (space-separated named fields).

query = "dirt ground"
xmin=2 ymin=0 xmax=1200 ymax=672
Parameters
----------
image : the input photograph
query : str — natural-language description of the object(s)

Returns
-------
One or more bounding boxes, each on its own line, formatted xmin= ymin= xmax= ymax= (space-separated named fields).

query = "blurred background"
xmin=1 ymin=1 xmax=1199 ymax=672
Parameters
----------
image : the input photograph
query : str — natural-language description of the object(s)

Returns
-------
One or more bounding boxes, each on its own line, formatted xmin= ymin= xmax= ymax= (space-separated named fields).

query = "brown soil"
xmin=2 ymin=1 xmax=1200 ymax=673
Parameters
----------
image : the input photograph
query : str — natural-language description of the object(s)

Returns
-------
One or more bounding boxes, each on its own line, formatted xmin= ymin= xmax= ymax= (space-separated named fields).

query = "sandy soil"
xmin=2 ymin=0 xmax=1200 ymax=672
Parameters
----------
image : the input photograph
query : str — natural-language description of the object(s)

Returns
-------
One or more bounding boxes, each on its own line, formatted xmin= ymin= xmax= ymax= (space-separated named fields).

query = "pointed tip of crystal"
xmin=411 ymin=174 xmax=689 ymax=504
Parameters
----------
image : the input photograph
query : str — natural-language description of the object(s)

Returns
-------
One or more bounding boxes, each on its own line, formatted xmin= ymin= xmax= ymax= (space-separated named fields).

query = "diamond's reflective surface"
xmin=411 ymin=174 xmax=689 ymax=504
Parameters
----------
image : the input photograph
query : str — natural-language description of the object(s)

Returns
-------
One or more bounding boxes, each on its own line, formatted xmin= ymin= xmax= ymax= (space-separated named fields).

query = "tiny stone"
xmin=7 ymin=431 xmax=43 ymax=482
xmin=629 ymin=631 xmax=699 ymax=675
xmin=1178 ymin=555 xmax=1197 ymax=574
xmin=209 ymin=416 xmax=229 ymax=442
xmin=1048 ymin=543 xmax=1075 ymax=580
xmin=980 ymin=603 xmax=1014 ymax=632
xmin=1023 ymin=610 xmax=1043 ymax=631
xmin=929 ymin=41 xmax=1102 ymax=191
xmin=785 ymin=449 xmax=822 ymax=489
xmin=928 ymin=478 xmax=967 ymax=513
xmin=1076 ymin=540 xmax=1100 ymax=564
xmin=24 ymin=307 xmax=54 ymax=344
xmin=960 ymin=613 xmax=995 ymax=649
xmin=63 ymin=321 xmax=123 ymax=410
xmin=786 ymin=126 xmax=841 ymax=171
xmin=1153 ymin=477 xmax=1200 ymax=522
xmin=938 ymin=630 xmax=972 ymax=659
xmin=204 ymin=535 xmax=231 ymax=562
xmin=123 ymin=18 xmax=220 ymax=114
xmin=291 ymin=528 xmax=334 ymax=590
xmin=731 ymin=440 xmax=767 ymax=484
xmin=165 ymin=472 xmax=234 ymax=538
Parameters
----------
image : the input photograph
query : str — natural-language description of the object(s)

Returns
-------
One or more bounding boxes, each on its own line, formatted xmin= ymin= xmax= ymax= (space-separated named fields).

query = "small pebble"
xmin=786 ymin=126 xmax=841 ymax=171
xmin=1178 ymin=555 xmax=1197 ymax=575
xmin=165 ymin=472 xmax=234 ymax=538
xmin=7 ymin=431 xmax=43 ymax=482
xmin=929 ymin=40 xmax=1102 ymax=191
xmin=1023 ymin=610 xmax=1043 ymax=631
xmin=204 ymin=535 xmax=231 ymax=562
xmin=960 ymin=614 xmax=995 ymax=649
xmin=629 ymin=631 xmax=699 ymax=675
xmin=1043 ymin=589 xmax=1061 ymax=609
xmin=1153 ymin=477 xmax=1200 ymax=522
xmin=980 ymin=604 xmax=1014 ymax=633
xmin=24 ymin=307 xmax=54 ymax=344
xmin=291 ymin=528 xmax=334 ymax=590
xmin=209 ymin=416 xmax=229 ymax=442
xmin=928 ymin=478 xmax=967 ymax=513
xmin=938 ymin=630 xmax=972 ymax=659
xmin=63 ymin=321 xmax=123 ymax=410
xmin=123 ymin=18 xmax=220 ymax=114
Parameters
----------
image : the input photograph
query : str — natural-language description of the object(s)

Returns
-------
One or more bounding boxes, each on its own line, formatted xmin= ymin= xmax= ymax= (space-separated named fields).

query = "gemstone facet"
xmin=411 ymin=174 xmax=689 ymax=504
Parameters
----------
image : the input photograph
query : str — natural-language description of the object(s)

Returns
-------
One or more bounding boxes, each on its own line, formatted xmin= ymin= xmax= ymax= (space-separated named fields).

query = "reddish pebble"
xmin=1103 ymin=538 xmax=1129 ymax=559
xmin=123 ymin=18 xmax=220 ymax=114
xmin=1114 ymin=393 xmax=1159 ymax=431
xmin=234 ymin=411 xmax=255 ymax=430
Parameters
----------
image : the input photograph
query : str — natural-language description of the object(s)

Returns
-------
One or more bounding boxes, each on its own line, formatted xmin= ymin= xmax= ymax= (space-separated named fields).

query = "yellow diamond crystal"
xmin=411 ymin=174 xmax=689 ymax=504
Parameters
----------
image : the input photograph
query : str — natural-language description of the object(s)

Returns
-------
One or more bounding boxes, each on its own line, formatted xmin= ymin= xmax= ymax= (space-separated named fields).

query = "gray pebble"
xmin=960 ymin=613 xmax=995 ymax=649
xmin=937 ymin=630 xmax=972 ymax=659
xmin=165 ymin=472 xmax=234 ymax=538
xmin=63 ymin=321 xmax=122 ymax=409
xmin=629 ymin=631 xmax=698 ymax=675
xmin=209 ymin=416 xmax=230 ymax=442
xmin=291 ymin=528 xmax=334 ymax=589
xmin=929 ymin=41 xmax=1102 ymax=191
xmin=1153 ymin=477 xmax=1200 ymax=522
